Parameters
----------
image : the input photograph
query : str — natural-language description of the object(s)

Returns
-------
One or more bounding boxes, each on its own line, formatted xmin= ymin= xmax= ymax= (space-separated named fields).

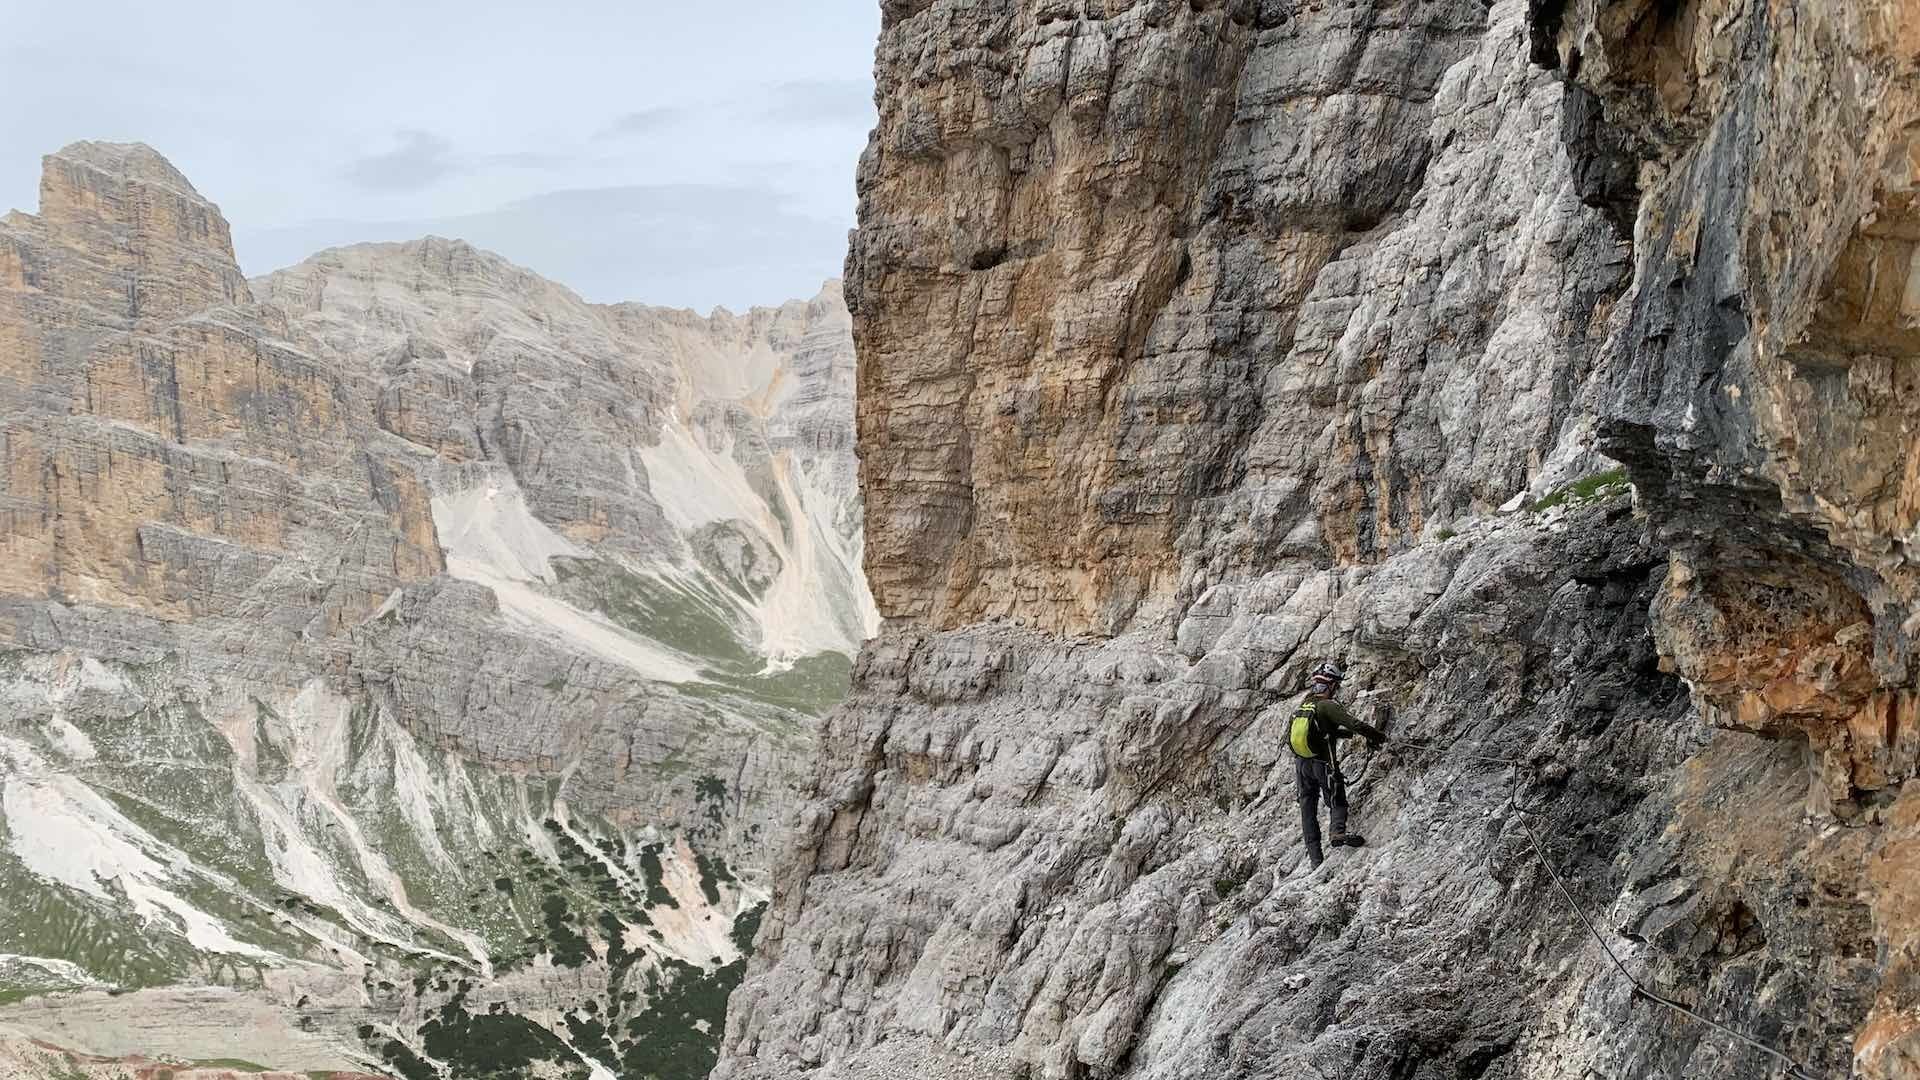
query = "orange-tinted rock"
xmin=0 ymin=143 xmax=440 ymax=625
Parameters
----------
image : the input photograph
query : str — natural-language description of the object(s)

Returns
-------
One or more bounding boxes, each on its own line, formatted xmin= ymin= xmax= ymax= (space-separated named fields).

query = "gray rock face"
xmin=727 ymin=504 xmax=1706 ymax=1080
xmin=0 ymin=144 xmax=872 ymax=1076
xmin=253 ymin=239 xmax=878 ymax=829
xmin=717 ymin=1 xmax=1920 ymax=1079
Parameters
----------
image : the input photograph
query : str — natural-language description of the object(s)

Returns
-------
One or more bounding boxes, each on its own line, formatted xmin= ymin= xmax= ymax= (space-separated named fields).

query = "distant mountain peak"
xmin=26 ymin=140 xmax=247 ymax=319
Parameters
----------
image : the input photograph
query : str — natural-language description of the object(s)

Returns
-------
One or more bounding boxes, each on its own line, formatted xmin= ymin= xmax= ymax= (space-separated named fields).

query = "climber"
xmin=1283 ymin=660 xmax=1386 ymax=869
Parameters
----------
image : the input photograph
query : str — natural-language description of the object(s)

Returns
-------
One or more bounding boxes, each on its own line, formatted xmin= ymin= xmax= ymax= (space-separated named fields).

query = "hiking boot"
xmin=1329 ymin=832 xmax=1366 ymax=848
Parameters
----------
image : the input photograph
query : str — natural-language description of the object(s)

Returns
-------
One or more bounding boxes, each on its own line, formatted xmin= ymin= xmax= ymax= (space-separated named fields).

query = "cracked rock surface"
xmin=0 ymin=142 xmax=871 ymax=1077
xmin=718 ymin=1 xmax=1920 ymax=1078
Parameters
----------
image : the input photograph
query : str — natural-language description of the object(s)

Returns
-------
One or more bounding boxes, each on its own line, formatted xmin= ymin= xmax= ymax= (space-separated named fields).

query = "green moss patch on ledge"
xmin=1525 ymin=468 xmax=1630 ymax=514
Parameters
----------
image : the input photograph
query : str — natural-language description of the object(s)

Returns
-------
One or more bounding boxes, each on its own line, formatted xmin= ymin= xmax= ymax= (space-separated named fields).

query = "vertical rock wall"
xmin=1537 ymin=1 xmax=1920 ymax=1073
xmin=719 ymin=1 xmax=1920 ymax=1078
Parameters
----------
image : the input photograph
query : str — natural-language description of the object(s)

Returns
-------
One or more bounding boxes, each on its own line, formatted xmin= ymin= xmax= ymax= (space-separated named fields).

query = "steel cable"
xmin=1370 ymin=738 xmax=1826 ymax=1079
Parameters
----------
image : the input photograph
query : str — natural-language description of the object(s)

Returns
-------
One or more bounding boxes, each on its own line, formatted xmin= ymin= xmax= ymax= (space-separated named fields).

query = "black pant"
xmin=1295 ymin=755 xmax=1347 ymax=867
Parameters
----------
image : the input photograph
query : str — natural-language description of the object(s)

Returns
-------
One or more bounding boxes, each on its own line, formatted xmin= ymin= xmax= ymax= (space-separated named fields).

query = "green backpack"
xmin=1289 ymin=699 xmax=1329 ymax=759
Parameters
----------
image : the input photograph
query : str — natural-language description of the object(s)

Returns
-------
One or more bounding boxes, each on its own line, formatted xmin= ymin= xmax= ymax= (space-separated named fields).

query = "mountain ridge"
xmin=0 ymin=139 xmax=870 ymax=1079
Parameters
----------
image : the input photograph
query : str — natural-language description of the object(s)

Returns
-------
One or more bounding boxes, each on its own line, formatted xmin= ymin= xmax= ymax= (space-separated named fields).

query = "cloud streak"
xmin=591 ymin=80 xmax=874 ymax=144
xmin=759 ymin=79 xmax=874 ymax=126
xmin=236 ymin=181 xmax=850 ymax=312
xmin=344 ymin=133 xmax=580 ymax=191
xmin=596 ymin=106 xmax=689 ymax=140
xmin=343 ymin=130 xmax=459 ymax=191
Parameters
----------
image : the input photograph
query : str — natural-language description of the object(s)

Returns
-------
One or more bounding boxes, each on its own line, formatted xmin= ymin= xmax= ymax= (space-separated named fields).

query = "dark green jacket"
xmin=1293 ymin=693 xmax=1386 ymax=758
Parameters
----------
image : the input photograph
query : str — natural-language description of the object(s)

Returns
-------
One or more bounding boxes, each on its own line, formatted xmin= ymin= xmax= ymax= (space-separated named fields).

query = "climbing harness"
xmin=1368 ymin=738 xmax=1826 ymax=1080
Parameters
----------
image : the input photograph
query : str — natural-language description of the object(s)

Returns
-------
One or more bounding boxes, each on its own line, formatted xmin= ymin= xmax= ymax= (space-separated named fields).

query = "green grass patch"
xmin=1525 ymin=468 xmax=1630 ymax=514
xmin=685 ymin=651 xmax=853 ymax=716
xmin=552 ymin=557 xmax=855 ymax=715
xmin=551 ymin=557 xmax=753 ymax=667
xmin=252 ymin=700 xmax=291 ymax=784
xmin=0 ymin=853 xmax=201 ymax=988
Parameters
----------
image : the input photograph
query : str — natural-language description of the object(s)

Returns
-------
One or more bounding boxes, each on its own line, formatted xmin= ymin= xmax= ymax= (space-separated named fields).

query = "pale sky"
xmin=0 ymin=0 xmax=880 ymax=312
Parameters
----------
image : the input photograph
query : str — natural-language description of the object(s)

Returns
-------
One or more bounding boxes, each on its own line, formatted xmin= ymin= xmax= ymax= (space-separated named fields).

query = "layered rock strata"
xmin=718 ymin=1 xmax=1920 ymax=1078
xmin=0 ymin=142 xmax=874 ymax=1077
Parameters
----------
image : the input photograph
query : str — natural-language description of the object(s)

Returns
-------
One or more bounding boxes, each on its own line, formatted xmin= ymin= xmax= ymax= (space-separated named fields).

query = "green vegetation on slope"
xmin=552 ymin=557 xmax=753 ymax=668
xmin=0 ymin=645 xmax=786 ymax=1079
xmin=552 ymin=555 xmax=855 ymax=715
xmin=690 ymin=650 xmax=853 ymax=716
xmin=1524 ymin=468 xmax=1630 ymax=514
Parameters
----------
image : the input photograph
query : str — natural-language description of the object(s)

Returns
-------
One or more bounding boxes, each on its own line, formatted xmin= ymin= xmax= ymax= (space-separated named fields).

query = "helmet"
xmin=1307 ymin=661 xmax=1344 ymax=688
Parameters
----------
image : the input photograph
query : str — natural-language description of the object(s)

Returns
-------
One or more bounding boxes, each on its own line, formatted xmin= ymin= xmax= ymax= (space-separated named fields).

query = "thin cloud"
xmin=760 ymin=79 xmax=873 ymax=126
xmin=344 ymin=130 xmax=458 ymax=191
xmin=589 ymin=82 xmax=872 ymax=146
xmin=483 ymin=151 xmax=574 ymax=169
xmin=343 ymin=135 xmax=578 ymax=189
xmin=236 ymin=181 xmax=850 ymax=312
xmin=596 ymin=106 xmax=688 ymax=140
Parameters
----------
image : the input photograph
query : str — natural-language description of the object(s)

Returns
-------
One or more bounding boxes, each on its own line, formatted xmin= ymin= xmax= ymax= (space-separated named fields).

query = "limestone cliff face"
xmin=0 ymin=143 xmax=871 ymax=1078
xmin=0 ymin=143 xmax=440 ymax=628
xmin=719 ymin=2 xmax=1920 ymax=1079
xmin=851 ymin=0 xmax=1623 ymax=640
xmin=1535 ymin=2 xmax=1920 ymax=1073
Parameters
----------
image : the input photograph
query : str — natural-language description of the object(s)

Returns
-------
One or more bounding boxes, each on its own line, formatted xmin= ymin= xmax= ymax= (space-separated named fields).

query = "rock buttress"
xmin=717 ymin=0 xmax=1914 ymax=1077
xmin=1538 ymin=0 xmax=1920 ymax=1074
